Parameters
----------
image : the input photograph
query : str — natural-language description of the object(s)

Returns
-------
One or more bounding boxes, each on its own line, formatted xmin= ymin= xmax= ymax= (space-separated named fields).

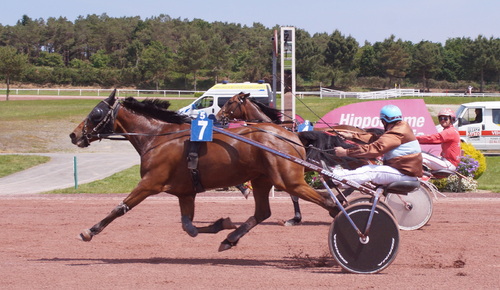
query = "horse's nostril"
xmin=69 ymin=133 xmax=76 ymax=140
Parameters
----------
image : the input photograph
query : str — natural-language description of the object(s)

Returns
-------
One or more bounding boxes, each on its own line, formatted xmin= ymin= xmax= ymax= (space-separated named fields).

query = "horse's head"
xmin=216 ymin=92 xmax=250 ymax=124
xmin=69 ymin=89 xmax=119 ymax=148
xmin=216 ymin=92 xmax=278 ymax=124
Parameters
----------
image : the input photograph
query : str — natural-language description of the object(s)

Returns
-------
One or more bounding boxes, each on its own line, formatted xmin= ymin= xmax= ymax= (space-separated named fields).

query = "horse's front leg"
xmin=80 ymin=185 xmax=158 ymax=242
xmin=178 ymin=195 xmax=197 ymax=237
xmin=178 ymin=195 xmax=236 ymax=238
xmin=219 ymin=180 xmax=272 ymax=251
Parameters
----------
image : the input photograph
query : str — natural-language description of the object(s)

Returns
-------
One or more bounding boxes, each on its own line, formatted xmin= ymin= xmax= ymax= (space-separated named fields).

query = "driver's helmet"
xmin=438 ymin=108 xmax=456 ymax=119
xmin=379 ymin=105 xmax=403 ymax=123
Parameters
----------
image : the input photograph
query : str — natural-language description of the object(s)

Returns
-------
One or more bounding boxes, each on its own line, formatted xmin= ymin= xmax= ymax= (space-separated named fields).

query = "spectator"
xmin=417 ymin=108 xmax=461 ymax=171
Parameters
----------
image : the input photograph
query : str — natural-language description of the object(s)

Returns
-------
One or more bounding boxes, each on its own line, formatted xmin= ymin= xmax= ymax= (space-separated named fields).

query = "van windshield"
xmin=493 ymin=109 xmax=500 ymax=125
xmin=194 ymin=96 xmax=214 ymax=109
xmin=218 ymin=97 xmax=231 ymax=107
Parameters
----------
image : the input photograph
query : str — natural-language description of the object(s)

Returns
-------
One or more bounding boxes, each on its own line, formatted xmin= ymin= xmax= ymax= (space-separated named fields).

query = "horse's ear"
xmin=243 ymin=93 xmax=250 ymax=99
xmin=104 ymin=89 xmax=117 ymax=105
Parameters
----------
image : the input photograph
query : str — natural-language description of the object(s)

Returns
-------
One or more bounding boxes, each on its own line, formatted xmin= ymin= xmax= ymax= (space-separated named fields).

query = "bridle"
xmin=82 ymin=99 xmax=121 ymax=143
xmin=219 ymin=96 xmax=245 ymax=124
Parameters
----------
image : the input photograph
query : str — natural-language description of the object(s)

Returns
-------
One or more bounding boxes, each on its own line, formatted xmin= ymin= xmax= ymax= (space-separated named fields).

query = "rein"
xmin=94 ymin=129 xmax=192 ymax=140
xmin=238 ymin=125 xmax=341 ymax=158
xmin=244 ymin=125 xmax=305 ymax=148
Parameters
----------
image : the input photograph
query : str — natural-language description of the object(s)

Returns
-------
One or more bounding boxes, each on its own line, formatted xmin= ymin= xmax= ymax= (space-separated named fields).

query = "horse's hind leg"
xmin=219 ymin=178 xmax=273 ymax=251
xmin=283 ymin=195 xmax=302 ymax=226
xmin=178 ymin=195 xmax=236 ymax=238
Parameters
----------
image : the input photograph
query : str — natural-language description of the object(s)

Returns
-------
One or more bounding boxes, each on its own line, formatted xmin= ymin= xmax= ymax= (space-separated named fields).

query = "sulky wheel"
xmin=328 ymin=203 xmax=399 ymax=274
xmin=385 ymin=184 xmax=433 ymax=231
xmin=347 ymin=196 xmax=395 ymax=217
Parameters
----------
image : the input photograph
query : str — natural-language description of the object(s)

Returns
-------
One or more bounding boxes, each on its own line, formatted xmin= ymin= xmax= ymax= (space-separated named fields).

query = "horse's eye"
xmin=89 ymin=108 xmax=105 ymax=123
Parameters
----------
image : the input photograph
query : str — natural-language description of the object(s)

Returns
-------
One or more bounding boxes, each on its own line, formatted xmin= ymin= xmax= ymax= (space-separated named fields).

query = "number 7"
xmin=197 ymin=120 xmax=208 ymax=140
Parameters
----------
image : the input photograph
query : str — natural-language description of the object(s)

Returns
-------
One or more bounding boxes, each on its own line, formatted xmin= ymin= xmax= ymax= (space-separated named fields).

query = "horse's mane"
xmin=249 ymin=98 xmax=282 ymax=124
xmin=121 ymin=97 xmax=191 ymax=124
xmin=364 ymin=128 xmax=384 ymax=136
xmin=298 ymin=131 xmax=366 ymax=169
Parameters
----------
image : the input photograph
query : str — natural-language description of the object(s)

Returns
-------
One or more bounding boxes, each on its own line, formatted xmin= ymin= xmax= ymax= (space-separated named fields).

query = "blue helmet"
xmin=380 ymin=105 xmax=402 ymax=123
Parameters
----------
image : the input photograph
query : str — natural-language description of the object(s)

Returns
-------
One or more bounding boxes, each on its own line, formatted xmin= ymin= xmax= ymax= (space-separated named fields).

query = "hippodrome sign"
xmin=314 ymin=99 xmax=441 ymax=154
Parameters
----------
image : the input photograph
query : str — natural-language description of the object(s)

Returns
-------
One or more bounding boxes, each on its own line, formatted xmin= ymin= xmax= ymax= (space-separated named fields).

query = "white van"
xmin=454 ymin=101 xmax=500 ymax=151
xmin=178 ymin=81 xmax=273 ymax=120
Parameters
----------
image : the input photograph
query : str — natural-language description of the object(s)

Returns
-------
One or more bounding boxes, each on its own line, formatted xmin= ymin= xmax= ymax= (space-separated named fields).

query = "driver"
xmin=333 ymin=105 xmax=423 ymax=186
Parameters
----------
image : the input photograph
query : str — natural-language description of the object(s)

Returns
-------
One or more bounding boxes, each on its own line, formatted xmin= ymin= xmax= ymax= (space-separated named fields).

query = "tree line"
xmin=0 ymin=13 xmax=499 ymax=94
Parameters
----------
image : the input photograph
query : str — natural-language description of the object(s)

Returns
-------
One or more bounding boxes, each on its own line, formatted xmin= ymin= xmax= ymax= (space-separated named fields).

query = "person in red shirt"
xmin=417 ymin=108 xmax=461 ymax=171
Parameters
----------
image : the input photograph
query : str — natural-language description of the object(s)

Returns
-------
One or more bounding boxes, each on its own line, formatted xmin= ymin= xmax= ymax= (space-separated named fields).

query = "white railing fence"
xmin=319 ymin=87 xmax=500 ymax=99
xmin=1 ymin=87 xmax=500 ymax=99
xmin=0 ymin=88 xmax=199 ymax=98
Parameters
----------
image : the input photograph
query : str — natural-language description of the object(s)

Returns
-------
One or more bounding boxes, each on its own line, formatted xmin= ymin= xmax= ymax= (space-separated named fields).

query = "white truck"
xmin=454 ymin=101 xmax=500 ymax=151
xmin=178 ymin=81 xmax=273 ymax=120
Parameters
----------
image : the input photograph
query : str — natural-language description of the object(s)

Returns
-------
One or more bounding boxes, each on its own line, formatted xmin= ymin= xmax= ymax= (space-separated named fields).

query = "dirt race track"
xmin=1 ymin=192 xmax=499 ymax=289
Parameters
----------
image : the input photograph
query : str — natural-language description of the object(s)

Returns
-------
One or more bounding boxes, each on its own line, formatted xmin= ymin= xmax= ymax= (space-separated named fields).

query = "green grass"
xmin=0 ymin=99 xmax=100 ymax=121
xmin=477 ymin=156 xmax=500 ymax=192
xmin=0 ymin=155 xmax=51 ymax=177
xmin=46 ymin=165 xmax=141 ymax=194
xmin=0 ymin=98 xmax=194 ymax=121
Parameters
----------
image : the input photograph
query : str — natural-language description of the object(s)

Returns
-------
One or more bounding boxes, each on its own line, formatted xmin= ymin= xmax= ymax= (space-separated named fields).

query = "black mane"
xmin=249 ymin=98 xmax=282 ymax=124
xmin=121 ymin=97 xmax=191 ymax=124
xmin=298 ymin=131 xmax=365 ymax=169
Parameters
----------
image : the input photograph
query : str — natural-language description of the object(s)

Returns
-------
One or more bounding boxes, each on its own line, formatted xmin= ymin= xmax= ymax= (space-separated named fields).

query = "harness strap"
xmin=187 ymin=142 xmax=205 ymax=193
xmin=244 ymin=125 xmax=304 ymax=147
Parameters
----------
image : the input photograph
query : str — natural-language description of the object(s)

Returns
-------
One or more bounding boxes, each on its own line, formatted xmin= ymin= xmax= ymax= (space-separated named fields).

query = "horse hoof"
xmin=329 ymin=207 xmax=341 ymax=218
xmin=222 ymin=217 xmax=237 ymax=229
xmin=182 ymin=225 xmax=198 ymax=237
xmin=218 ymin=239 xmax=234 ymax=252
xmin=80 ymin=229 xmax=93 ymax=242
xmin=283 ymin=218 xmax=301 ymax=226
xmin=242 ymin=189 xmax=251 ymax=199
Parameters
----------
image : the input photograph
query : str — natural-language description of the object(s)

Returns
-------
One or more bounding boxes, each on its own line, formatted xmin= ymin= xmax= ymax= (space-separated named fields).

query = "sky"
xmin=1 ymin=0 xmax=498 ymax=44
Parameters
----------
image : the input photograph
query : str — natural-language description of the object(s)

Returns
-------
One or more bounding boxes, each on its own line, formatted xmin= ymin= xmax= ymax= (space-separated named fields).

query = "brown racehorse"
xmin=216 ymin=92 xmax=371 ymax=225
xmin=217 ymin=92 xmax=282 ymax=124
xmin=216 ymin=92 xmax=383 ymax=140
xmin=70 ymin=90 xmax=339 ymax=251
